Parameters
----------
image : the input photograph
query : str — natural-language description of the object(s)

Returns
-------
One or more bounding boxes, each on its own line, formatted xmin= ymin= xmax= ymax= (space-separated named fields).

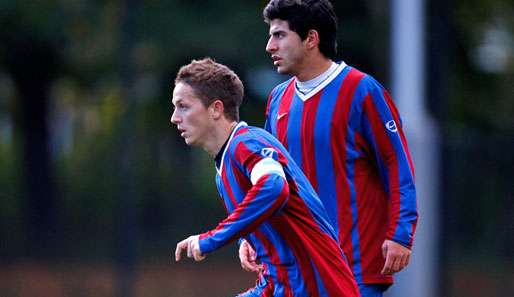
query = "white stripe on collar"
xmin=295 ymin=61 xmax=347 ymax=101
xmin=216 ymin=121 xmax=248 ymax=176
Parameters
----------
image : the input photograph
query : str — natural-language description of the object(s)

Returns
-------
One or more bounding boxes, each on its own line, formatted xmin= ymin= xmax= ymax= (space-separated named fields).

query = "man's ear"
xmin=210 ymin=99 xmax=225 ymax=120
xmin=305 ymin=29 xmax=320 ymax=50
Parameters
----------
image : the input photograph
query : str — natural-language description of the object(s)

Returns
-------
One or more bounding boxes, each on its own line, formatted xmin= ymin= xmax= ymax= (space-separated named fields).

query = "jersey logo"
xmin=385 ymin=120 xmax=398 ymax=132
xmin=261 ymin=148 xmax=278 ymax=159
xmin=277 ymin=112 xmax=288 ymax=120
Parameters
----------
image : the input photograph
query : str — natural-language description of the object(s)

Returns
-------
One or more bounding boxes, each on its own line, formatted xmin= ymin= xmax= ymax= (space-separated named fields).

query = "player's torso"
xmin=266 ymin=69 xmax=395 ymax=283
xmin=267 ymin=68 xmax=365 ymax=231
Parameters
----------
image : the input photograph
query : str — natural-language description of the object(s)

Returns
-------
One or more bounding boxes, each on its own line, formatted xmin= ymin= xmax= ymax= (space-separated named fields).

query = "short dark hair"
xmin=175 ymin=58 xmax=243 ymax=122
xmin=263 ymin=0 xmax=338 ymax=59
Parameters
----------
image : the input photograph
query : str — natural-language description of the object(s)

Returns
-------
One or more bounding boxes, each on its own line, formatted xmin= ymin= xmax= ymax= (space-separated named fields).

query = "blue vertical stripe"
xmin=311 ymin=259 xmax=329 ymax=297
xmin=287 ymin=95 xmax=304 ymax=169
xmin=267 ymin=81 xmax=290 ymax=136
xmin=344 ymin=79 xmax=373 ymax=284
xmin=313 ymin=67 xmax=350 ymax=235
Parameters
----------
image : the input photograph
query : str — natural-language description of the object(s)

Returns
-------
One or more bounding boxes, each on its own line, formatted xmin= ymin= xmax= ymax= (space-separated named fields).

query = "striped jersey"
xmin=198 ymin=122 xmax=360 ymax=297
xmin=264 ymin=62 xmax=418 ymax=285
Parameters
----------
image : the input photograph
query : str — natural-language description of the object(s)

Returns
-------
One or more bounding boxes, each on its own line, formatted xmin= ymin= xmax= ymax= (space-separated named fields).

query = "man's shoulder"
xmin=343 ymin=64 xmax=384 ymax=90
xmin=232 ymin=126 xmax=280 ymax=150
xmin=269 ymin=77 xmax=294 ymax=97
xmin=232 ymin=125 xmax=270 ymax=143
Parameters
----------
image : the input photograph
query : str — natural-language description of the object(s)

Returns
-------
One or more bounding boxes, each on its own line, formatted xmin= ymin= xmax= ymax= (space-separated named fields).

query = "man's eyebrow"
xmin=171 ymin=98 xmax=182 ymax=106
xmin=269 ymin=29 xmax=285 ymax=35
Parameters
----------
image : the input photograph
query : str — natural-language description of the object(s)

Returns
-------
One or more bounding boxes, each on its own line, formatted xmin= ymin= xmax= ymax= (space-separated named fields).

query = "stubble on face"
xmin=267 ymin=19 xmax=306 ymax=77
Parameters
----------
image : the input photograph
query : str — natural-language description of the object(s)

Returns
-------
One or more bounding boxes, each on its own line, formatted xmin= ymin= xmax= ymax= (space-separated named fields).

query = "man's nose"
xmin=266 ymin=37 xmax=277 ymax=53
xmin=170 ymin=110 xmax=180 ymax=124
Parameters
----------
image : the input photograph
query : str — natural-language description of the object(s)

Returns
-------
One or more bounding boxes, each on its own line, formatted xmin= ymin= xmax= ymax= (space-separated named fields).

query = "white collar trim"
xmin=295 ymin=61 xmax=347 ymax=101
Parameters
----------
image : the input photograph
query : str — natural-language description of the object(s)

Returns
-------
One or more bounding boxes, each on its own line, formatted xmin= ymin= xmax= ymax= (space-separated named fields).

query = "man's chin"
xmin=183 ymin=137 xmax=194 ymax=146
xmin=277 ymin=66 xmax=291 ymax=75
xmin=185 ymin=137 xmax=201 ymax=147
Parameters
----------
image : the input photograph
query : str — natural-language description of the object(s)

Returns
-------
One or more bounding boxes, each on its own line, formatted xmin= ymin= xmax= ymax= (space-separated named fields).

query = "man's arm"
xmin=199 ymin=141 xmax=289 ymax=256
xmin=199 ymin=171 xmax=289 ymax=255
xmin=360 ymin=77 xmax=418 ymax=274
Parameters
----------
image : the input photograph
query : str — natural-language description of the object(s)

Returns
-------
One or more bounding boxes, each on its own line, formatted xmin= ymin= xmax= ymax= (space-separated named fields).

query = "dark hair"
xmin=175 ymin=58 xmax=243 ymax=122
xmin=263 ymin=0 xmax=338 ymax=59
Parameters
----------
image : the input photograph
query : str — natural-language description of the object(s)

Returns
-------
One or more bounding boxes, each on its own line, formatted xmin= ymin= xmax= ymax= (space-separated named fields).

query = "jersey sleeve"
xmin=198 ymin=138 xmax=289 ymax=254
xmin=359 ymin=76 xmax=418 ymax=248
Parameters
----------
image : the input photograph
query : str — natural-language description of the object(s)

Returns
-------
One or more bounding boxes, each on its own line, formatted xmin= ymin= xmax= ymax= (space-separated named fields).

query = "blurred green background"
xmin=0 ymin=1 xmax=512 ymax=296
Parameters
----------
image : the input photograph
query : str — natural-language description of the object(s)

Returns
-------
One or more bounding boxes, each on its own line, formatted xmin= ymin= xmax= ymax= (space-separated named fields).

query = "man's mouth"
xmin=272 ymin=55 xmax=282 ymax=65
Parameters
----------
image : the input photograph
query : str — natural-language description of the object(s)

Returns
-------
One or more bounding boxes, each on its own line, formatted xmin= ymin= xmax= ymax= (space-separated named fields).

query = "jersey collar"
xmin=294 ymin=61 xmax=347 ymax=101
xmin=216 ymin=121 xmax=248 ymax=176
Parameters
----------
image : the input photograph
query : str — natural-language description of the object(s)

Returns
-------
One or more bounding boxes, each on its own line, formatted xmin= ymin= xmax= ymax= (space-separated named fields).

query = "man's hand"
xmin=238 ymin=239 xmax=262 ymax=273
xmin=381 ymin=239 xmax=411 ymax=275
xmin=175 ymin=235 xmax=206 ymax=262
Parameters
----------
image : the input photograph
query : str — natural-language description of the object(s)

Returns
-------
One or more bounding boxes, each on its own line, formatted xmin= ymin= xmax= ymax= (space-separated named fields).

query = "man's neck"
xmin=204 ymin=120 xmax=238 ymax=158
xmin=296 ymin=56 xmax=333 ymax=82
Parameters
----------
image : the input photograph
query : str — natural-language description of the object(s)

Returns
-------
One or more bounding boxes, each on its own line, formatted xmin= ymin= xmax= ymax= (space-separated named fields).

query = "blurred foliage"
xmin=450 ymin=0 xmax=514 ymax=132
xmin=0 ymin=0 xmax=513 ymax=296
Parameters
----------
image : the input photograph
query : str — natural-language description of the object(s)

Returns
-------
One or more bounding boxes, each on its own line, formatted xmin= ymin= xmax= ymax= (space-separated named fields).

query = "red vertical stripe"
xmin=234 ymin=127 xmax=249 ymax=138
xmin=270 ymin=216 xmax=321 ymax=297
xmin=253 ymin=230 xmax=293 ymax=297
xmin=353 ymin=131 xmax=392 ymax=283
xmin=200 ymin=175 xmax=289 ymax=243
xmin=234 ymin=142 xmax=262 ymax=173
xmin=270 ymin=193 xmax=359 ymax=296
xmin=381 ymin=90 xmax=418 ymax=246
xmin=382 ymin=90 xmax=415 ymax=180
xmin=330 ymin=68 xmax=365 ymax=268
xmin=275 ymin=81 xmax=295 ymax=149
xmin=222 ymin=165 xmax=238 ymax=209
xmin=363 ymin=94 xmax=401 ymax=240
xmin=300 ymin=92 xmax=323 ymax=192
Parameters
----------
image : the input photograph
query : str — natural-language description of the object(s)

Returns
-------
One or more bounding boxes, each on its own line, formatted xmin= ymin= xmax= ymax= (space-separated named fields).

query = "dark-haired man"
xmin=239 ymin=1 xmax=419 ymax=296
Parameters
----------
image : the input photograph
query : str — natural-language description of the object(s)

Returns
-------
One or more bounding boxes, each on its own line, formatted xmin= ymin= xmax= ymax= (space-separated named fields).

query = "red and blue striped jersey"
xmin=264 ymin=62 xmax=418 ymax=285
xmin=199 ymin=122 xmax=360 ymax=297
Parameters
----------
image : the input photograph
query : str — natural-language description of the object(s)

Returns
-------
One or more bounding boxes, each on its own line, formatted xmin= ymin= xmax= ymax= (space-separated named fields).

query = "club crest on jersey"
xmin=385 ymin=120 xmax=398 ymax=132
xmin=261 ymin=147 xmax=278 ymax=159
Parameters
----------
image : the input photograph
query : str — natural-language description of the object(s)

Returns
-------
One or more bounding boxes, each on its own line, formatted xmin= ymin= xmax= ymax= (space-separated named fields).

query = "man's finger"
xmin=193 ymin=249 xmax=206 ymax=261
xmin=175 ymin=239 xmax=188 ymax=262
xmin=382 ymin=242 xmax=388 ymax=259
xmin=243 ymin=260 xmax=260 ymax=272
xmin=187 ymin=239 xmax=193 ymax=258
xmin=191 ymin=236 xmax=206 ymax=261
xmin=250 ymin=247 xmax=257 ymax=261
xmin=404 ymin=253 xmax=410 ymax=267
xmin=240 ymin=251 xmax=255 ymax=271
xmin=390 ymin=254 xmax=401 ymax=273
xmin=239 ymin=241 xmax=260 ymax=272
xmin=381 ymin=254 xmax=392 ymax=275
xmin=239 ymin=241 xmax=251 ymax=270
xmin=400 ymin=253 xmax=410 ymax=270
